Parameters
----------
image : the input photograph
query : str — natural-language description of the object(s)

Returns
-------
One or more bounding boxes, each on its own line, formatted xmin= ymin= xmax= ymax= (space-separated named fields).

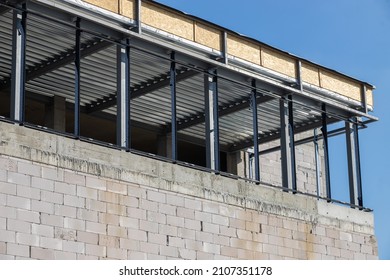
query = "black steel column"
xmin=74 ymin=18 xmax=81 ymax=138
xmin=313 ymin=128 xmax=321 ymax=199
xmin=321 ymin=103 xmax=331 ymax=201
xmin=10 ymin=4 xmax=26 ymax=122
xmin=288 ymin=95 xmax=297 ymax=192
xmin=204 ymin=69 xmax=220 ymax=171
xmin=280 ymin=97 xmax=293 ymax=190
xmin=117 ymin=39 xmax=130 ymax=150
xmin=346 ymin=118 xmax=363 ymax=208
xmin=170 ymin=51 xmax=177 ymax=161
xmin=251 ymin=79 xmax=260 ymax=181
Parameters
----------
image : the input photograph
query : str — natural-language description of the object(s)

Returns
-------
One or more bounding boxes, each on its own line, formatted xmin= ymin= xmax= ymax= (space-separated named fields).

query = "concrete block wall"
xmin=0 ymin=122 xmax=378 ymax=259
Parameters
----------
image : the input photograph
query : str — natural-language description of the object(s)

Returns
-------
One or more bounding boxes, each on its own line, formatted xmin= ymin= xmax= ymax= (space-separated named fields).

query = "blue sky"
xmin=155 ymin=0 xmax=390 ymax=259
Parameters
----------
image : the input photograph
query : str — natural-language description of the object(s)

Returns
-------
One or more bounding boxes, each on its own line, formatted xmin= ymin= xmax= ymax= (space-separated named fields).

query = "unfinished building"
xmin=0 ymin=0 xmax=378 ymax=259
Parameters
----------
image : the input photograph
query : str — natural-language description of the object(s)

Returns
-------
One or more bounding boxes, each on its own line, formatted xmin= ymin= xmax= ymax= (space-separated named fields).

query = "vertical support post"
xmin=204 ymin=69 xmax=220 ymax=171
xmin=288 ymin=95 xmax=297 ymax=192
xmin=296 ymin=60 xmax=303 ymax=92
xmin=279 ymin=96 xmax=296 ymax=191
xmin=321 ymin=103 xmax=331 ymax=201
xmin=74 ymin=18 xmax=81 ymax=138
xmin=10 ymin=4 xmax=26 ymax=122
xmin=170 ymin=51 xmax=177 ymax=161
xmin=117 ymin=39 xmax=130 ymax=150
xmin=346 ymin=118 xmax=363 ymax=208
xmin=222 ymin=31 xmax=228 ymax=65
xmin=361 ymin=84 xmax=368 ymax=114
xmin=313 ymin=128 xmax=321 ymax=199
xmin=136 ymin=0 xmax=142 ymax=34
xmin=251 ymin=79 xmax=260 ymax=181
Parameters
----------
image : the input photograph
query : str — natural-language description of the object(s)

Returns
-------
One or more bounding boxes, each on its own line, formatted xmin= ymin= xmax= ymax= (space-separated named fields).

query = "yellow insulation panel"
xmin=141 ymin=2 xmax=194 ymax=41
xmin=227 ymin=35 xmax=261 ymax=65
xmin=83 ymin=0 xmax=119 ymax=13
xmin=261 ymin=47 xmax=296 ymax=78
xmin=366 ymin=88 xmax=374 ymax=107
xmin=119 ymin=0 xmax=135 ymax=19
xmin=194 ymin=22 xmax=221 ymax=51
xmin=301 ymin=63 xmax=320 ymax=87
xmin=320 ymin=70 xmax=361 ymax=102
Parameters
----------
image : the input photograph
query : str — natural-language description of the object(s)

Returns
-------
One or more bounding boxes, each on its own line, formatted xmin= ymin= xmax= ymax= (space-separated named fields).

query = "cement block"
xmin=77 ymin=186 xmax=98 ymax=200
xmin=54 ymin=250 xmax=76 ymax=260
xmin=77 ymin=231 xmax=98 ymax=245
xmin=55 ymin=205 xmax=77 ymax=218
xmin=0 ymin=205 xmax=17 ymax=219
xmin=7 ymin=243 xmax=30 ymax=257
xmin=86 ymin=221 xmax=107 ymax=235
xmin=127 ymin=229 xmax=147 ymax=242
xmin=7 ymin=219 xmax=31 ymax=234
xmin=32 ymin=224 xmax=54 ymax=238
xmin=18 ymin=161 xmax=41 ymax=177
xmin=41 ymin=213 xmax=63 ymax=227
xmin=64 ymin=194 xmax=85 ymax=208
xmin=86 ymin=244 xmax=106 ymax=257
xmin=54 ymin=182 xmax=76 ymax=195
xmin=107 ymin=247 xmax=127 ymax=259
xmin=64 ymin=171 xmax=85 ymax=186
xmin=16 ymin=185 xmax=40 ymax=200
xmin=40 ymin=236 xmax=63 ymax=250
xmin=41 ymin=190 xmax=64 ymax=204
xmin=7 ymin=172 xmax=30 ymax=186
xmin=31 ymin=177 xmax=54 ymax=192
xmin=0 ymin=182 xmax=17 ymax=195
xmin=31 ymin=247 xmax=55 ymax=259
xmin=0 ymin=229 xmax=15 ymax=242
xmin=63 ymin=240 xmax=85 ymax=254
xmin=64 ymin=217 xmax=86 ymax=231
xmin=6 ymin=195 xmax=31 ymax=210
xmin=86 ymin=176 xmax=107 ymax=191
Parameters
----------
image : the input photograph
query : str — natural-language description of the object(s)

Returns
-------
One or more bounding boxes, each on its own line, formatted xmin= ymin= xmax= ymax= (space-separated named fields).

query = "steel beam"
xmin=116 ymin=39 xmax=130 ymax=149
xmin=136 ymin=0 xmax=141 ymax=34
xmin=170 ymin=51 xmax=177 ymax=161
xmin=361 ymin=84 xmax=368 ymax=114
xmin=251 ymin=80 xmax=260 ymax=181
xmin=74 ymin=18 xmax=81 ymax=138
xmin=0 ymin=39 xmax=111 ymax=91
xmin=205 ymin=69 xmax=220 ymax=171
xmin=321 ymin=103 xmax=331 ymax=201
xmin=346 ymin=118 xmax=363 ymax=208
xmin=222 ymin=31 xmax=228 ymax=64
xmin=296 ymin=60 xmax=303 ymax=92
xmin=176 ymin=94 xmax=273 ymax=132
xmin=10 ymin=3 xmax=26 ymax=122
xmin=85 ymin=69 xmax=198 ymax=114
xmin=288 ymin=95 xmax=297 ymax=192
xmin=313 ymin=128 xmax=321 ymax=199
xmin=279 ymin=96 xmax=296 ymax=191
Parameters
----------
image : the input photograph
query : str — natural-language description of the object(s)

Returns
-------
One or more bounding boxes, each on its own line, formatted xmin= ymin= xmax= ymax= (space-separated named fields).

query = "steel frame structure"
xmin=0 ymin=0 xmax=377 ymax=210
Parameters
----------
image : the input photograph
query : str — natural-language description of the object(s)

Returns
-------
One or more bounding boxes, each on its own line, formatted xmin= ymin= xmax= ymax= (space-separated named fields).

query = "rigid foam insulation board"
xmin=141 ymin=2 xmax=194 ymax=41
xmin=194 ymin=22 xmax=222 ymax=51
xmin=320 ymin=70 xmax=362 ymax=103
xmin=301 ymin=62 xmax=320 ymax=87
xmin=366 ymin=88 xmax=374 ymax=107
xmin=82 ymin=1 xmax=374 ymax=108
xmin=261 ymin=47 xmax=296 ymax=78
xmin=227 ymin=34 xmax=261 ymax=65
xmin=119 ymin=0 xmax=135 ymax=19
xmin=83 ymin=0 xmax=119 ymax=13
